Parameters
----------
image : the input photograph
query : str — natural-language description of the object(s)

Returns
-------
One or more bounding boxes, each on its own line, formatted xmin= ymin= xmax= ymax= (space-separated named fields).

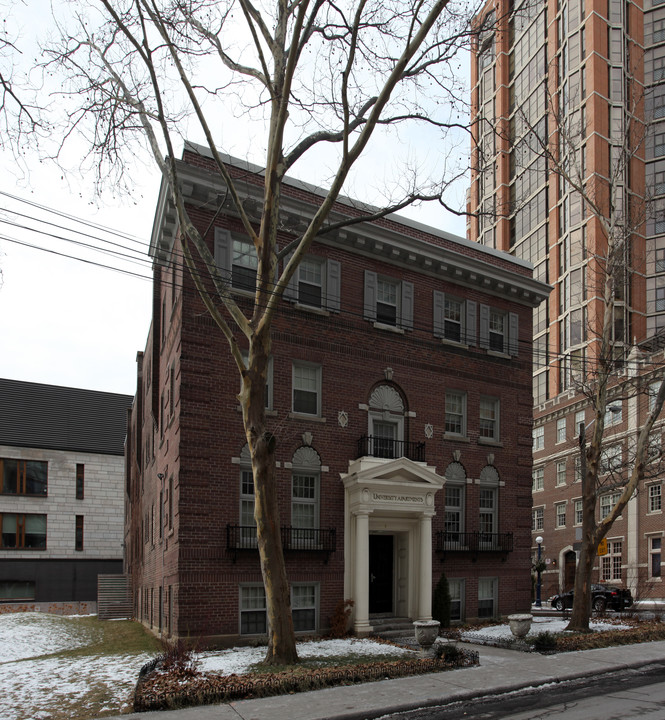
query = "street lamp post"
xmin=535 ymin=535 xmax=543 ymax=608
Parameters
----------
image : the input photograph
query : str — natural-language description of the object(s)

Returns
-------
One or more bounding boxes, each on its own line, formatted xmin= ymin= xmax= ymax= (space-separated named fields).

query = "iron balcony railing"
xmin=226 ymin=525 xmax=337 ymax=561
xmin=356 ymin=435 xmax=426 ymax=462
xmin=435 ymin=531 xmax=514 ymax=559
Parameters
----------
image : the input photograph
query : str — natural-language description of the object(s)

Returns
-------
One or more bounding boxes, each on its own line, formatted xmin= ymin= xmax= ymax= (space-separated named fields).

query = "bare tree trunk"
xmin=240 ymin=329 xmax=298 ymax=665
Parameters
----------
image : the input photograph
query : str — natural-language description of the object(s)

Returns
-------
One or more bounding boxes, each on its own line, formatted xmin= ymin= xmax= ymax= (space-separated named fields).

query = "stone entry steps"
xmin=369 ymin=615 xmax=417 ymax=643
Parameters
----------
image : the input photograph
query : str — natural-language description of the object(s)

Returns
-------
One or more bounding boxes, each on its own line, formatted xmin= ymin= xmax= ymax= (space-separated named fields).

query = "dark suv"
xmin=550 ymin=583 xmax=633 ymax=612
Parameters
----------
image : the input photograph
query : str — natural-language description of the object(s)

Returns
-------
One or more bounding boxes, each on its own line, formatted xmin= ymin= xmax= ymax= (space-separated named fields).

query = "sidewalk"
xmin=101 ymin=639 xmax=665 ymax=720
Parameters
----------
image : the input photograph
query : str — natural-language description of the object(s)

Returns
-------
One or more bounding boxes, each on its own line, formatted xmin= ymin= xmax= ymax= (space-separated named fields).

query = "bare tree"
xmin=517 ymin=58 xmax=665 ymax=630
xmin=36 ymin=0 xmax=481 ymax=663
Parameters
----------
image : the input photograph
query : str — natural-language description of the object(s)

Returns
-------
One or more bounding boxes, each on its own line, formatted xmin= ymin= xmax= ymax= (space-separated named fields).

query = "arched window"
xmin=479 ymin=465 xmax=500 ymax=544
xmin=367 ymin=385 xmax=405 ymax=458
xmin=291 ymin=447 xmax=321 ymax=539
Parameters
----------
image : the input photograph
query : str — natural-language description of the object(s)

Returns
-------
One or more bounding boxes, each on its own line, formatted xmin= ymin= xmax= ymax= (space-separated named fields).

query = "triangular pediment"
xmin=341 ymin=456 xmax=444 ymax=489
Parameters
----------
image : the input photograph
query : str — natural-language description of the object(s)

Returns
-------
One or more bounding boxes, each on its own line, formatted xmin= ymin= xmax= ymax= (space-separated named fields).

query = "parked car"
xmin=550 ymin=584 xmax=633 ymax=612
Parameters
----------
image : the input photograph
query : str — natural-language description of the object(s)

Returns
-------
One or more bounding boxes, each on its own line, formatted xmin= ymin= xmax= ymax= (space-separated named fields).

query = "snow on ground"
xmin=0 ymin=612 xmax=98 ymax=663
xmin=197 ymin=637 xmax=415 ymax=675
xmin=461 ymin=616 xmax=631 ymax=643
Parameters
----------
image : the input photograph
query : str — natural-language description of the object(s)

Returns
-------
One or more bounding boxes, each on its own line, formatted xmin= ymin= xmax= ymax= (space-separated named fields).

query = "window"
xmin=76 ymin=464 xmax=84 ymax=500
xmin=1 ymin=513 xmax=47 ymax=549
xmin=533 ymin=426 xmax=544 ymax=451
xmin=240 ymin=468 xmax=255 ymax=544
xmin=532 ymin=467 xmax=544 ymax=492
xmin=601 ymin=540 xmax=622 ymax=582
xmin=574 ymin=455 xmax=582 ymax=482
xmin=240 ymin=583 xmax=319 ymax=634
xmin=532 ymin=507 xmax=544 ymax=531
xmin=168 ymin=476 xmax=174 ymax=531
xmin=604 ymin=404 xmax=622 ymax=426
xmin=433 ymin=292 xmax=477 ymax=345
xmin=556 ymin=418 xmax=566 ymax=444
xmin=292 ymin=584 xmax=317 ymax=632
xmin=600 ymin=492 xmax=621 ymax=520
xmin=479 ymin=305 xmax=519 ymax=355
xmin=575 ymin=410 xmax=585 ymax=436
xmin=285 ymin=256 xmax=341 ymax=312
xmin=479 ymin=397 xmax=499 ymax=441
xmin=444 ymin=485 xmax=465 ymax=541
xmin=478 ymin=577 xmax=497 ymax=619
xmin=649 ymin=484 xmax=662 ymax=513
xmin=448 ymin=579 xmax=465 ymax=622
xmin=600 ymin=445 xmax=622 ymax=474
xmin=649 ymin=382 xmax=663 ymax=413
xmin=574 ymin=499 xmax=583 ymax=525
xmin=0 ymin=581 xmax=35 ymax=601
xmin=214 ymin=229 xmax=257 ymax=293
xmin=240 ymin=585 xmax=267 ymax=635
xmin=364 ymin=271 xmax=413 ymax=329
xmin=75 ymin=515 xmax=84 ymax=551
xmin=445 ymin=392 xmax=467 ymax=436
xmin=0 ymin=459 xmax=47 ymax=496
xmin=555 ymin=503 xmax=566 ymax=528
xmin=291 ymin=447 xmax=321 ymax=538
xmin=556 ymin=461 xmax=567 ymax=487
xmin=479 ymin=488 xmax=497 ymax=540
xmin=292 ymin=363 xmax=321 ymax=416
xmin=650 ymin=537 xmax=662 ymax=578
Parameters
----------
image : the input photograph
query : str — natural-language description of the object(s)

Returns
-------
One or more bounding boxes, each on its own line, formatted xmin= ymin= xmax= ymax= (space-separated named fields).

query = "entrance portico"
xmin=341 ymin=456 xmax=445 ymax=636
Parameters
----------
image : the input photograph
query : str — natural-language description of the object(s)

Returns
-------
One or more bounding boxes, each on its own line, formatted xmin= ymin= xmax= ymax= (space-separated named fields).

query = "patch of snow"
xmin=0 ymin=612 xmax=96 ymax=663
xmin=197 ymin=638 xmax=415 ymax=675
xmin=461 ymin=617 xmax=631 ymax=643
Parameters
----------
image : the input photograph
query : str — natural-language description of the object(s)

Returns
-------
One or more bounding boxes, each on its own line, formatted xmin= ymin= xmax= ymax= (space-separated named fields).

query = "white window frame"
xmin=292 ymin=362 xmax=322 ymax=417
xmin=445 ymin=391 xmax=467 ymax=437
xmin=604 ymin=404 xmax=623 ymax=426
xmin=532 ymin=467 xmax=544 ymax=492
xmin=533 ymin=426 xmax=544 ymax=451
xmin=649 ymin=381 xmax=663 ymax=412
xmin=600 ymin=491 xmax=621 ymax=520
xmin=296 ymin=256 xmax=325 ymax=308
xmin=556 ymin=417 xmax=567 ymax=444
xmin=239 ymin=584 xmax=267 ymax=635
xmin=285 ymin=256 xmax=341 ymax=312
xmin=574 ymin=498 xmax=583 ymax=525
xmin=364 ymin=271 xmax=413 ymax=330
xmin=444 ymin=484 xmax=465 ymax=540
xmin=649 ymin=536 xmax=662 ymax=579
xmin=556 ymin=460 xmax=567 ymax=487
xmin=555 ymin=502 xmax=566 ymax=528
xmin=600 ymin=540 xmax=623 ymax=582
xmin=479 ymin=396 xmax=500 ymax=442
xmin=600 ymin=444 xmax=623 ymax=474
xmin=649 ymin=483 xmax=662 ymax=513
xmin=448 ymin=578 xmax=465 ymax=622
xmin=532 ymin=506 xmax=544 ymax=531
xmin=291 ymin=583 xmax=319 ymax=633
xmin=479 ymin=487 xmax=497 ymax=540
xmin=478 ymin=577 xmax=498 ymax=619
xmin=239 ymin=465 xmax=256 ymax=548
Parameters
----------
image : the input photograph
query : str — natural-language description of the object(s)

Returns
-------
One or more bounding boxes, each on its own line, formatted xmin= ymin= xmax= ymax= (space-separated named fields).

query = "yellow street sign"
xmin=597 ymin=538 xmax=608 ymax=556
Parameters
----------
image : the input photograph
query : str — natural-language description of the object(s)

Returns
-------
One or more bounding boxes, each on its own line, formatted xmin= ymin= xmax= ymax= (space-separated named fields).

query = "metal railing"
xmin=435 ymin=531 xmax=514 ymax=557
xmin=356 ymin=435 xmax=426 ymax=462
xmin=226 ymin=525 xmax=337 ymax=561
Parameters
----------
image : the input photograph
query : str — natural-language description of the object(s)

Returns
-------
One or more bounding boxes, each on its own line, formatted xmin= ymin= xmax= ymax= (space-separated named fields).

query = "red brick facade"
xmin=124 ymin=146 xmax=549 ymax=645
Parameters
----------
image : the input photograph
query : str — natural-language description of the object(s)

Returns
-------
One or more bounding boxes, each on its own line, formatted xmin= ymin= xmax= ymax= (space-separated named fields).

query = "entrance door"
xmin=369 ymin=535 xmax=394 ymax=613
xmin=564 ymin=550 xmax=576 ymax=591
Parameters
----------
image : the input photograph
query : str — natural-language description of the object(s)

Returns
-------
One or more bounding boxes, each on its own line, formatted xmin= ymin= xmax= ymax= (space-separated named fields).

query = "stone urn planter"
xmin=507 ymin=613 xmax=533 ymax=641
xmin=413 ymin=620 xmax=440 ymax=655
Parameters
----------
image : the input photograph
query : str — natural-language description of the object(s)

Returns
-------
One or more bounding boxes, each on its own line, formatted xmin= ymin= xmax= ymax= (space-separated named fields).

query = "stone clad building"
xmin=124 ymin=143 xmax=550 ymax=644
xmin=0 ymin=379 xmax=131 ymax=606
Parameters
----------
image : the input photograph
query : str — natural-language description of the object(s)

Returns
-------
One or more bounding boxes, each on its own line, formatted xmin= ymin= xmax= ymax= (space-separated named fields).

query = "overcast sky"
xmin=0 ymin=1 xmax=469 ymax=398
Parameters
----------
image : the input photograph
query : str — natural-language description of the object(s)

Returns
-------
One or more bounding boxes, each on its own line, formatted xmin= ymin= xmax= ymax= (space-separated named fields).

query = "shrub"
xmin=328 ymin=599 xmax=354 ymax=638
xmin=433 ymin=642 xmax=462 ymax=663
xmin=432 ymin=573 xmax=452 ymax=628
xmin=532 ymin=631 xmax=558 ymax=653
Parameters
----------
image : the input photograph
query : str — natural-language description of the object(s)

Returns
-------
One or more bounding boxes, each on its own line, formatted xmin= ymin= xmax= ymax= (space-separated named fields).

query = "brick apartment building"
xmin=468 ymin=0 xmax=665 ymax=601
xmin=0 ymin=379 xmax=131 ymax=606
xmin=532 ymin=342 xmax=665 ymax=603
xmin=124 ymin=143 xmax=550 ymax=644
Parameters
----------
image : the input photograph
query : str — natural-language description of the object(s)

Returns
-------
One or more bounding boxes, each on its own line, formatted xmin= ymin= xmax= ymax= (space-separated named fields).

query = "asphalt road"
xmin=380 ymin=662 xmax=665 ymax=720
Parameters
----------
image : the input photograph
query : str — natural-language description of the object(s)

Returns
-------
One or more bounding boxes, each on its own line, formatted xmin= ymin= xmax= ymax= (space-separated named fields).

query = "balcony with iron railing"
xmin=435 ymin=530 xmax=514 ymax=561
xmin=356 ymin=435 xmax=426 ymax=462
xmin=226 ymin=525 xmax=337 ymax=562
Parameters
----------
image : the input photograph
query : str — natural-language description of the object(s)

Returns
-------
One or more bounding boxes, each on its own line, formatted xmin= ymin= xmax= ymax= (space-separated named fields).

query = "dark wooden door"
xmin=369 ymin=535 xmax=394 ymax=613
xmin=564 ymin=550 xmax=576 ymax=591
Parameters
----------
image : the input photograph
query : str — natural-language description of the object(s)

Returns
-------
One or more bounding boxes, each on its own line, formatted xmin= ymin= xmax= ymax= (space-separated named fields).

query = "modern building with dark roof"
xmin=0 ymin=378 xmax=133 ymax=606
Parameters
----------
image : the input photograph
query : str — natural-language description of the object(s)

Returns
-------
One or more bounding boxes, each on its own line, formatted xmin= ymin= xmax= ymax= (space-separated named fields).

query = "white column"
xmin=354 ymin=511 xmax=371 ymax=635
xmin=417 ymin=514 xmax=433 ymax=621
